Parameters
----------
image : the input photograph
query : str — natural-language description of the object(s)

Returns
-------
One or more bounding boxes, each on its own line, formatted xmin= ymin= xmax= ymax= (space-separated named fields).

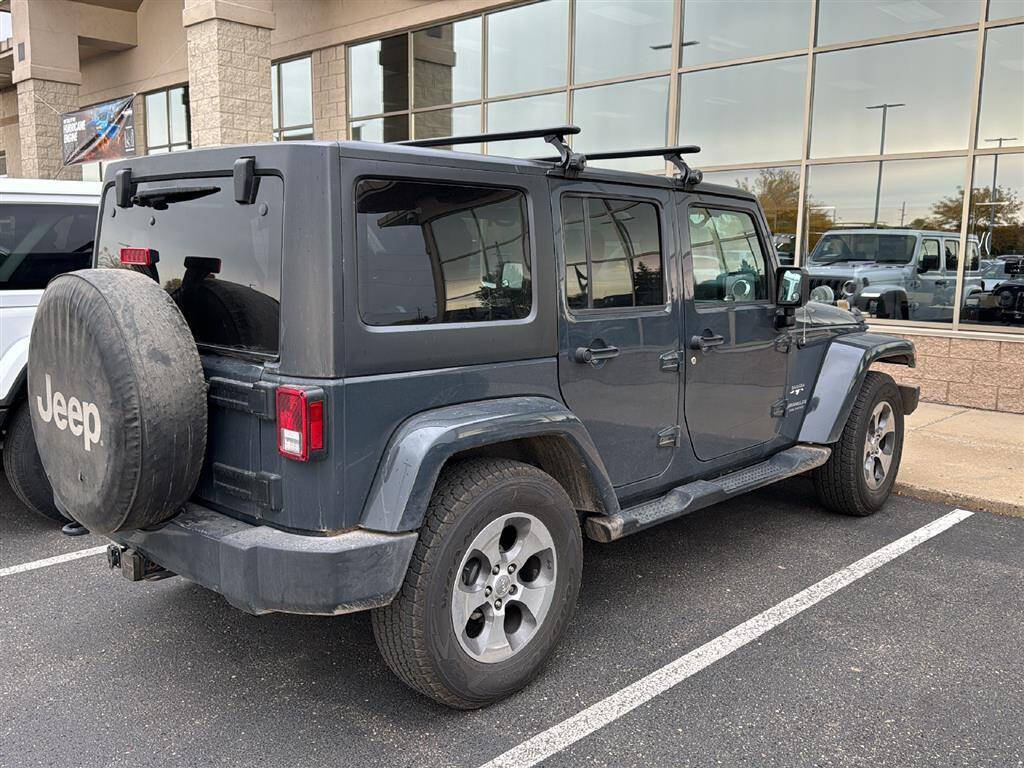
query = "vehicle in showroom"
xmin=805 ymin=228 xmax=983 ymax=321
xmin=27 ymin=129 xmax=918 ymax=709
xmin=0 ymin=179 xmax=100 ymax=522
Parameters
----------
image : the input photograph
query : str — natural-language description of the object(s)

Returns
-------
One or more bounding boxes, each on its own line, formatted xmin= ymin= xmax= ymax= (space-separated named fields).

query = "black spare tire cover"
xmin=28 ymin=269 xmax=207 ymax=534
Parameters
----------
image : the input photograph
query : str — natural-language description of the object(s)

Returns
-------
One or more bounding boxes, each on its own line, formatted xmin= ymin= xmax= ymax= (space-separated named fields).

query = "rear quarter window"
xmin=95 ymin=177 xmax=283 ymax=357
xmin=356 ymin=179 xmax=532 ymax=326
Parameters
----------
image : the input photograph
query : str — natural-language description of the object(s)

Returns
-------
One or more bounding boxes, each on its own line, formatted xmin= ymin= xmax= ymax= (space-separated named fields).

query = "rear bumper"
xmin=110 ymin=503 xmax=418 ymax=616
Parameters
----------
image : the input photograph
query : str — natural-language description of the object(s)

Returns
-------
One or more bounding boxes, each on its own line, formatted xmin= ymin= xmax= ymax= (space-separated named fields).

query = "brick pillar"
xmin=183 ymin=0 xmax=273 ymax=147
xmin=16 ymin=78 xmax=81 ymax=179
xmin=312 ymin=43 xmax=346 ymax=141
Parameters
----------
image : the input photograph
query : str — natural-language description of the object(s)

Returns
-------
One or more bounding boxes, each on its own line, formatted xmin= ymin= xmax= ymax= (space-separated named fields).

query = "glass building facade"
xmin=346 ymin=0 xmax=1024 ymax=334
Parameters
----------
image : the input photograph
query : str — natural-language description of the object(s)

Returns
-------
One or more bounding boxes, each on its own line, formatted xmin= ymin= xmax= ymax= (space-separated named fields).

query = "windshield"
xmin=0 ymin=203 xmax=96 ymax=289
xmin=809 ymin=233 xmax=917 ymax=265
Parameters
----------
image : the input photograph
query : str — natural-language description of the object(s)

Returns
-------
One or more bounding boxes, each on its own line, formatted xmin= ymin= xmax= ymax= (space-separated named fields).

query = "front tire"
xmin=371 ymin=458 xmax=583 ymax=709
xmin=814 ymin=371 xmax=904 ymax=517
xmin=2 ymin=401 xmax=66 ymax=522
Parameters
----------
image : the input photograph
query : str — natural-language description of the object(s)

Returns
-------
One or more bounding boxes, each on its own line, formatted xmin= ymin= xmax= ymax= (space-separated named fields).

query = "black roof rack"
xmin=397 ymin=126 xmax=702 ymax=183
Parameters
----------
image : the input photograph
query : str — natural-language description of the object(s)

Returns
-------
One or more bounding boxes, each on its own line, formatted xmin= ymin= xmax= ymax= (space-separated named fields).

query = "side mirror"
xmin=919 ymin=253 xmax=940 ymax=273
xmin=776 ymin=266 xmax=809 ymax=308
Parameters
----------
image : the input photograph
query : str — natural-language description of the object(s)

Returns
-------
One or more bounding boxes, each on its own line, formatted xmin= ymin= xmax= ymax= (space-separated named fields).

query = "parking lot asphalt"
xmin=2 ymin=474 xmax=1022 ymax=768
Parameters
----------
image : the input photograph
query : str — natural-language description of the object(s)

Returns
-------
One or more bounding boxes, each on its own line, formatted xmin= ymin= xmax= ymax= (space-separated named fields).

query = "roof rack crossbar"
xmin=398 ymin=125 xmax=580 ymax=149
xmin=534 ymin=145 xmax=704 ymax=185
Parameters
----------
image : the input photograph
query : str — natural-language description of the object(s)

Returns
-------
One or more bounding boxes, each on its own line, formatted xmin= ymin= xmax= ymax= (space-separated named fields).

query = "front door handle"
xmin=689 ymin=333 xmax=725 ymax=352
xmin=574 ymin=345 xmax=620 ymax=364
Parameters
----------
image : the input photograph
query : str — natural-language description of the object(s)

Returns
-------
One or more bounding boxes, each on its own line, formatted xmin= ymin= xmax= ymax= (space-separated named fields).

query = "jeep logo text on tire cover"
xmin=36 ymin=373 xmax=101 ymax=452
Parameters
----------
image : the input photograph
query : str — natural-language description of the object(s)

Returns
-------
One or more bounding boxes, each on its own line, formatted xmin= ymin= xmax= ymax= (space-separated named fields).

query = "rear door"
xmin=552 ymin=182 xmax=680 ymax=487
xmin=95 ymin=176 xmax=284 ymax=522
xmin=681 ymin=198 xmax=787 ymax=461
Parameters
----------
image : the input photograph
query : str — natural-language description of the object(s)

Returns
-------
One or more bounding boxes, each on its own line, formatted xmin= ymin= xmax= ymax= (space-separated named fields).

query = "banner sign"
xmin=61 ymin=95 xmax=136 ymax=166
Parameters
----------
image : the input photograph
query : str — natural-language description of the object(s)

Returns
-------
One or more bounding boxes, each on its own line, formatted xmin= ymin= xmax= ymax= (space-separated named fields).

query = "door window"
xmin=0 ymin=204 xmax=96 ymax=289
xmin=559 ymin=196 xmax=664 ymax=310
xmin=920 ymin=238 xmax=941 ymax=273
xmin=687 ymin=207 xmax=767 ymax=303
xmin=944 ymin=239 xmax=959 ymax=272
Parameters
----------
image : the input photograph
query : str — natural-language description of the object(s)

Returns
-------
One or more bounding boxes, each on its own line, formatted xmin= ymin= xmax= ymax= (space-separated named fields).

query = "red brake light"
xmin=276 ymin=386 xmax=326 ymax=462
xmin=120 ymin=247 xmax=158 ymax=266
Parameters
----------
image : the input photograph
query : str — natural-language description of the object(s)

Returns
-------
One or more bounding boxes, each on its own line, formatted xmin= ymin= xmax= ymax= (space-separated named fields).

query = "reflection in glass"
xmin=349 ymin=35 xmax=409 ymax=117
xmin=145 ymin=91 xmax=168 ymax=148
xmin=561 ymin=197 xmax=588 ymax=310
xmin=811 ymin=33 xmax=976 ymax=158
xmin=487 ymin=0 xmax=568 ymax=98
xmin=688 ymin=207 xmax=767 ymax=303
xmin=356 ymin=180 xmax=532 ymax=326
xmin=679 ymin=58 xmax=805 ymax=166
xmin=279 ymin=57 xmax=313 ymax=129
xmin=168 ymin=87 xmax=188 ymax=145
xmin=817 ymin=0 xmax=979 ymax=45
xmin=702 ymin=167 xmax=801 ymax=263
xmin=572 ymin=77 xmax=669 ymax=172
xmin=486 ymin=92 xmax=567 ymax=157
xmin=588 ymin=198 xmax=663 ymax=307
xmin=414 ymin=105 xmax=482 ymax=152
xmin=680 ymin=0 xmax=809 ymax=66
xmin=803 ymin=157 xmax=965 ymax=323
xmin=574 ymin=0 xmax=673 ymax=83
xmin=351 ymin=115 xmax=409 ymax=143
xmin=413 ymin=18 xmax=481 ymax=107
xmin=962 ymin=153 xmax=1024 ymax=328
xmin=989 ymin=0 xmax=1024 ymax=20
xmin=977 ymin=25 xmax=1024 ymax=150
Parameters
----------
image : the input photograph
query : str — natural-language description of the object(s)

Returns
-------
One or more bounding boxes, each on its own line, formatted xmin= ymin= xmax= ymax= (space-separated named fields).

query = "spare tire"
xmin=27 ymin=269 xmax=207 ymax=534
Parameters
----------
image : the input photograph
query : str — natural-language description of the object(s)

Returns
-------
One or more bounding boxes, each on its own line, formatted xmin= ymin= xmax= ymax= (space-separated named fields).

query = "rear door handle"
xmin=689 ymin=334 xmax=725 ymax=352
xmin=574 ymin=345 xmax=620 ymax=364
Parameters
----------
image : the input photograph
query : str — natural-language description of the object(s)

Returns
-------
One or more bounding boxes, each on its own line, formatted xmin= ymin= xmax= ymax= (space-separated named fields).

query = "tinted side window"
xmin=921 ymin=238 xmax=941 ymax=273
xmin=0 ymin=204 xmax=96 ymax=290
xmin=357 ymin=179 xmax=531 ymax=326
xmin=688 ymin=207 xmax=767 ymax=303
xmin=558 ymin=196 xmax=664 ymax=310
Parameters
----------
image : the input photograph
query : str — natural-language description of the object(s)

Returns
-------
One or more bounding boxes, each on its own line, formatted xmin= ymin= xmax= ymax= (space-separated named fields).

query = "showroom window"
xmin=145 ymin=86 xmax=189 ymax=154
xmin=272 ymin=56 xmax=313 ymax=141
xmin=345 ymin=1 xmax=1022 ymax=334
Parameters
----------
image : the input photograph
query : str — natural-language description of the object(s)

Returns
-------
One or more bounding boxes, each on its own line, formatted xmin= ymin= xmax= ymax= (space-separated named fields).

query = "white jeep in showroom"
xmin=0 ymin=179 xmax=99 ymax=521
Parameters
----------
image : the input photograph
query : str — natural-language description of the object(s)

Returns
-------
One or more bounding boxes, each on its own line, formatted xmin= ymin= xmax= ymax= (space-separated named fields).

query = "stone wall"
xmin=872 ymin=333 xmax=1024 ymax=414
xmin=16 ymin=78 xmax=81 ymax=180
xmin=311 ymin=43 xmax=345 ymax=141
xmin=185 ymin=18 xmax=272 ymax=147
xmin=0 ymin=87 xmax=21 ymax=177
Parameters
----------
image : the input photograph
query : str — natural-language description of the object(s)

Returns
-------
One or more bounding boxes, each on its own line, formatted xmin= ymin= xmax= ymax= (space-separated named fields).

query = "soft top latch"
xmin=233 ymin=156 xmax=257 ymax=204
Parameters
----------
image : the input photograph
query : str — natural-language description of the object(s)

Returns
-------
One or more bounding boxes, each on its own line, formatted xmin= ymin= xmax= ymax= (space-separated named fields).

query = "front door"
xmin=682 ymin=200 xmax=788 ymax=461
xmin=554 ymin=184 xmax=680 ymax=487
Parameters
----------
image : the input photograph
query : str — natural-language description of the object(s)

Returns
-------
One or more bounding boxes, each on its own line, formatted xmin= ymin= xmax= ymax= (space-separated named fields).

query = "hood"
xmin=806 ymin=261 xmax=908 ymax=279
xmin=795 ymin=301 xmax=865 ymax=330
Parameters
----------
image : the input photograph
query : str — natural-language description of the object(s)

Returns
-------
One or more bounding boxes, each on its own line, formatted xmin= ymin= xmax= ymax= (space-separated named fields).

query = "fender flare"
xmin=359 ymin=396 xmax=618 ymax=533
xmin=0 ymin=338 xmax=29 ymax=407
xmin=798 ymin=333 xmax=917 ymax=445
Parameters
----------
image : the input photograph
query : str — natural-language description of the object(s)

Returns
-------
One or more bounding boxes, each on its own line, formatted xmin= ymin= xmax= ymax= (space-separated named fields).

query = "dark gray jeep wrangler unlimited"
xmin=27 ymin=127 xmax=918 ymax=709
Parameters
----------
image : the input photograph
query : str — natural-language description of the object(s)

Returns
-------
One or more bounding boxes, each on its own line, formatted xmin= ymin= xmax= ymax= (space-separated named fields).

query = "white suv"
xmin=0 ymin=179 xmax=100 ymax=521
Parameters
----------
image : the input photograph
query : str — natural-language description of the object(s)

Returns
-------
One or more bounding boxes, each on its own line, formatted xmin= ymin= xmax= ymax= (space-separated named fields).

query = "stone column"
xmin=182 ymin=0 xmax=274 ymax=147
xmin=311 ymin=43 xmax=346 ymax=141
xmin=17 ymin=78 xmax=81 ymax=179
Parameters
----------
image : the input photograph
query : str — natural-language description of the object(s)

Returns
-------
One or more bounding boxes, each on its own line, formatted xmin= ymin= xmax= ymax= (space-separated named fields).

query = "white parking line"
xmin=480 ymin=508 xmax=974 ymax=768
xmin=0 ymin=545 xmax=109 ymax=578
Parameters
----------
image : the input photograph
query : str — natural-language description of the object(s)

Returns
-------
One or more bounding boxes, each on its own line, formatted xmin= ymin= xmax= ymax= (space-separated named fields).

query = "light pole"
xmin=866 ymin=102 xmax=905 ymax=226
xmin=983 ymin=137 xmax=1017 ymax=255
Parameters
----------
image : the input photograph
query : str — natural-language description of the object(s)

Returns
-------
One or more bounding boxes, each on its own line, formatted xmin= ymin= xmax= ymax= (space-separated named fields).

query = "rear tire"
xmin=371 ymin=458 xmax=583 ymax=709
xmin=3 ymin=401 xmax=66 ymax=522
xmin=814 ymin=371 xmax=904 ymax=516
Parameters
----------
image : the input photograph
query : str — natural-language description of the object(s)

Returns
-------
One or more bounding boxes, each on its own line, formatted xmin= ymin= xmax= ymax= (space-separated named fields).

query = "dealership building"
xmin=0 ymin=0 xmax=1022 ymax=411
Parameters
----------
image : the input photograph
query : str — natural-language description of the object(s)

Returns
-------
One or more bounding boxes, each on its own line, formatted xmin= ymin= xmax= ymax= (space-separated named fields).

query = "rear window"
xmin=0 ymin=204 xmax=96 ymax=290
xmin=95 ymin=177 xmax=283 ymax=356
xmin=356 ymin=179 xmax=532 ymax=326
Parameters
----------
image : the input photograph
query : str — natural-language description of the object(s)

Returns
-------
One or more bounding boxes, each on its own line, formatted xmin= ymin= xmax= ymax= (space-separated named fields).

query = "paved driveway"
xmin=2 ymin=475 xmax=1022 ymax=768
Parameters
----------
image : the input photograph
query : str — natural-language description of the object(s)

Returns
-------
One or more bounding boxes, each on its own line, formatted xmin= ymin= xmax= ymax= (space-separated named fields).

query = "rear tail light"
xmin=120 ymin=247 xmax=158 ymax=266
xmin=276 ymin=386 xmax=326 ymax=462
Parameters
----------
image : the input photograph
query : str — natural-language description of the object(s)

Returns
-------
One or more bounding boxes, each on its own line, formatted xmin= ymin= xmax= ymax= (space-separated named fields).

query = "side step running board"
xmin=585 ymin=445 xmax=831 ymax=543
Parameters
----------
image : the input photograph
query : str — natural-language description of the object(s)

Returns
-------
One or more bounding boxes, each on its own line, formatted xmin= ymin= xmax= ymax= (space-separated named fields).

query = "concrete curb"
xmin=894 ymin=482 xmax=1024 ymax=518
